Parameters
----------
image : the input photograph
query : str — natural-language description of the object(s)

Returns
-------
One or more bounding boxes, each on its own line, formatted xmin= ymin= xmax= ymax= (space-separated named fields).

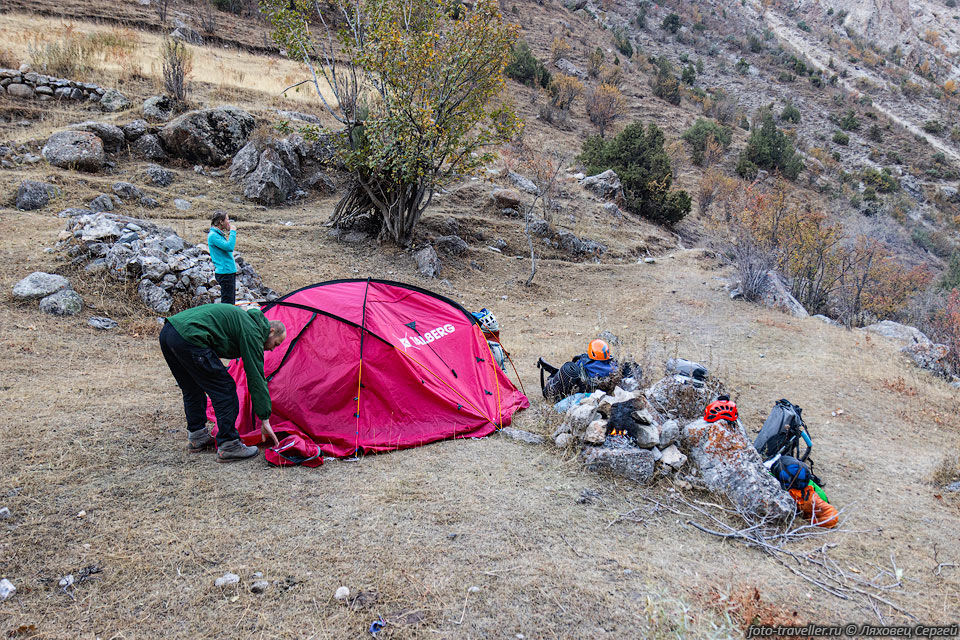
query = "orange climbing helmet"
xmin=704 ymin=395 xmax=738 ymax=423
xmin=587 ymin=339 xmax=611 ymax=361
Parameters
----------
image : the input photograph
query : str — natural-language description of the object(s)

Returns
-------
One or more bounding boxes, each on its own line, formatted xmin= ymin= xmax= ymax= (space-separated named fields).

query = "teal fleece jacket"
xmin=207 ymin=227 xmax=237 ymax=274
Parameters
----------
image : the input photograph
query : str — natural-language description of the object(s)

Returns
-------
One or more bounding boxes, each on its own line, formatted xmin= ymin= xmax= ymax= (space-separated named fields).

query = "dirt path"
xmin=745 ymin=0 xmax=960 ymax=167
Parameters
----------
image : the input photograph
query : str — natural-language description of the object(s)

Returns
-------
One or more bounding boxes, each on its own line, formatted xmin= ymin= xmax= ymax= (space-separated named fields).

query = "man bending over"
xmin=159 ymin=303 xmax=285 ymax=462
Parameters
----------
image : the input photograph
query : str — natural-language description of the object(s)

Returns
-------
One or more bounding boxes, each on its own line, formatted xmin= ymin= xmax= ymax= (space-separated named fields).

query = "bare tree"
xmin=520 ymin=150 xmax=567 ymax=286
xmin=161 ymin=38 xmax=192 ymax=107
xmin=155 ymin=0 xmax=175 ymax=26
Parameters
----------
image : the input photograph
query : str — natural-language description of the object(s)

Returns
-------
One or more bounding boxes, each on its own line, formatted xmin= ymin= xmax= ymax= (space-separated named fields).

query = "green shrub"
xmin=778 ymin=71 xmax=795 ymax=82
xmin=798 ymin=20 xmax=811 ymax=32
xmin=748 ymin=34 xmax=763 ymax=53
xmin=923 ymin=120 xmax=945 ymax=135
xmin=650 ymin=56 xmax=681 ymax=105
xmin=839 ymin=108 xmax=861 ymax=131
xmin=862 ymin=167 xmax=899 ymax=192
xmin=867 ymin=124 xmax=883 ymax=142
xmin=613 ymin=27 xmax=633 ymax=57
xmin=735 ymin=58 xmax=750 ymax=74
xmin=692 ymin=21 xmax=706 ymax=32
xmin=780 ymin=101 xmax=801 ymax=123
xmin=736 ymin=111 xmax=804 ymax=180
xmin=832 ymin=130 xmax=849 ymax=145
xmin=661 ymin=13 xmax=681 ymax=33
xmin=863 ymin=186 xmax=877 ymax=201
xmin=579 ymin=123 xmax=692 ymax=225
xmin=681 ymin=64 xmax=696 ymax=85
xmin=505 ymin=40 xmax=551 ymax=89
xmin=636 ymin=7 xmax=647 ymax=28
xmin=941 ymin=250 xmax=960 ymax=290
xmin=681 ymin=118 xmax=731 ymax=165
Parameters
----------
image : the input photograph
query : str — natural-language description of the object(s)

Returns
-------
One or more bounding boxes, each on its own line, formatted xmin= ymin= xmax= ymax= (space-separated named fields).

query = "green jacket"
xmin=168 ymin=304 xmax=272 ymax=419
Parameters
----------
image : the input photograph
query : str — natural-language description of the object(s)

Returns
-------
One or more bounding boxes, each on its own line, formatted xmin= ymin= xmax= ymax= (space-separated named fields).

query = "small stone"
xmin=58 ymin=575 xmax=75 ymax=589
xmin=100 ymin=88 xmax=131 ymax=112
xmin=468 ymin=586 xmax=481 ymax=593
xmin=499 ymin=428 xmax=545 ymax=445
xmin=215 ymin=572 xmax=240 ymax=587
xmin=659 ymin=444 xmax=687 ymax=470
xmin=555 ymin=432 xmax=573 ymax=448
xmin=77 ymin=510 xmax=86 ymax=517
xmin=583 ymin=419 xmax=607 ymax=445
xmin=39 ymin=289 xmax=84 ymax=316
xmin=334 ymin=586 xmax=350 ymax=600
xmin=0 ymin=579 xmax=13 ymax=601
xmin=88 ymin=316 xmax=118 ymax=330
xmin=658 ymin=420 xmax=680 ymax=448
xmin=251 ymin=580 xmax=269 ymax=594
xmin=643 ymin=257 xmax=656 ymax=264
xmin=173 ymin=198 xmax=192 ymax=211
xmin=140 ymin=195 xmax=160 ymax=209
xmin=0 ymin=507 xmax=10 ymax=519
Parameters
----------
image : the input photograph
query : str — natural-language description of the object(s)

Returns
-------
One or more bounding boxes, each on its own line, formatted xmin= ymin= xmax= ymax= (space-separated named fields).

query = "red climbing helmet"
xmin=704 ymin=395 xmax=738 ymax=423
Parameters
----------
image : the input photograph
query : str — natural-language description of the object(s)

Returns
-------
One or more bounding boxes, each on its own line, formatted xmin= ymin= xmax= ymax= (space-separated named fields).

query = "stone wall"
xmin=58 ymin=212 xmax=277 ymax=313
xmin=0 ymin=68 xmax=106 ymax=104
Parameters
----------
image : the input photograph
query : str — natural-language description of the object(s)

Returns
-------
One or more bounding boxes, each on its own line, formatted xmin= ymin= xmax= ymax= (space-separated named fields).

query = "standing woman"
xmin=208 ymin=211 xmax=237 ymax=305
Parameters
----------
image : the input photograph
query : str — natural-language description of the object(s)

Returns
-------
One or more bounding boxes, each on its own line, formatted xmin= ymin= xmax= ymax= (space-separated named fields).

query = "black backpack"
xmin=538 ymin=358 xmax=588 ymax=400
xmin=754 ymin=399 xmax=812 ymax=462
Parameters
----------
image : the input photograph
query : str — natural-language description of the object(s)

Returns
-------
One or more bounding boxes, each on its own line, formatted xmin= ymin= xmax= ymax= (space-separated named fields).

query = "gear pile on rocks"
xmin=56 ymin=212 xmax=277 ymax=313
xmin=547 ymin=362 xmax=795 ymax=521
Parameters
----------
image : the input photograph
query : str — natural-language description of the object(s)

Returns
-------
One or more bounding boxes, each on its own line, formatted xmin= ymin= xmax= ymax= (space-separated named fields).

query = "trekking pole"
xmin=505 ymin=354 xmax=527 ymax=397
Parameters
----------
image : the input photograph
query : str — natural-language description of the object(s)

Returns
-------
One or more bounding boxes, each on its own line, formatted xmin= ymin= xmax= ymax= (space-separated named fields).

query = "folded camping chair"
xmin=753 ymin=398 xmax=822 ymax=485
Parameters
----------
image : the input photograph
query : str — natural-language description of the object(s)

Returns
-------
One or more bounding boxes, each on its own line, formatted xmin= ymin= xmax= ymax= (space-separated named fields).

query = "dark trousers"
xmin=159 ymin=322 xmax=240 ymax=445
xmin=215 ymin=272 xmax=236 ymax=305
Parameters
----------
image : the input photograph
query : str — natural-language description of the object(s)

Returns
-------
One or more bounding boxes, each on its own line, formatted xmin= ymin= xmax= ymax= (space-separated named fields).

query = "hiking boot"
xmin=216 ymin=438 xmax=258 ymax=463
xmin=188 ymin=427 xmax=215 ymax=453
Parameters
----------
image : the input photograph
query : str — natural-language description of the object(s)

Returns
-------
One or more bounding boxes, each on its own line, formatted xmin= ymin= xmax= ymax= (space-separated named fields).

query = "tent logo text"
xmin=398 ymin=323 xmax=456 ymax=350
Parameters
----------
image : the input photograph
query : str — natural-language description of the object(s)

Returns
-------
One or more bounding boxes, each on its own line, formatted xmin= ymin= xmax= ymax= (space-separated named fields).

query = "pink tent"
xmin=214 ymin=279 xmax=529 ymax=457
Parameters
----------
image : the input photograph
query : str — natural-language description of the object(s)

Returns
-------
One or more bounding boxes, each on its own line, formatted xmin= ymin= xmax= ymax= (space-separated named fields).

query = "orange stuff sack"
xmin=789 ymin=487 xmax=839 ymax=529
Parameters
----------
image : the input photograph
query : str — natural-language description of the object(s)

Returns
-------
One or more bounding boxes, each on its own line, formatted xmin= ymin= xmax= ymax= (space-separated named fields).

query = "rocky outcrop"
xmin=229 ymin=133 xmax=337 ymax=205
xmin=863 ymin=320 xmax=930 ymax=345
xmin=580 ymin=169 xmax=622 ymax=200
xmin=159 ymin=106 xmax=256 ymax=166
xmin=526 ymin=217 xmax=607 ymax=259
xmin=758 ymin=271 xmax=808 ymax=318
xmin=42 ymin=131 xmax=105 ymax=172
xmin=683 ymin=418 xmax=795 ymax=521
xmin=58 ymin=213 xmax=277 ymax=312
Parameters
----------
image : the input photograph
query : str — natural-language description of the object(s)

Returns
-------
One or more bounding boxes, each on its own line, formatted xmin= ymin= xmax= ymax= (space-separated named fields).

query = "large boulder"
xmin=758 ymin=270 xmax=808 ymax=318
xmin=170 ymin=27 xmax=203 ymax=45
xmin=580 ymin=169 xmax=622 ymax=200
xmin=131 ymin=134 xmax=167 ymax=161
xmin=508 ymin=171 xmax=539 ymax=195
xmin=554 ymin=57 xmax=586 ymax=79
xmin=42 ymin=131 xmax=105 ymax=172
xmin=39 ymin=289 xmax=83 ymax=316
xmin=490 ymin=188 xmax=523 ymax=209
xmin=434 ymin=235 xmax=469 ymax=256
xmin=13 ymin=272 xmax=71 ymax=300
xmin=121 ymin=119 xmax=148 ymax=141
xmin=159 ymin=106 xmax=256 ymax=166
xmin=16 ymin=180 xmax=59 ymax=210
xmin=240 ymin=147 xmax=296 ymax=205
xmin=414 ymin=245 xmax=441 ymax=278
xmin=863 ymin=320 xmax=931 ymax=345
xmin=70 ymin=121 xmax=126 ymax=152
xmin=645 ymin=375 xmax=724 ymax=423
xmin=99 ymin=88 xmax=131 ymax=112
xmin=683 ymin=418 xmax=795 ymax=521
xmin=142 ymin=95 xmax=176 ymax=123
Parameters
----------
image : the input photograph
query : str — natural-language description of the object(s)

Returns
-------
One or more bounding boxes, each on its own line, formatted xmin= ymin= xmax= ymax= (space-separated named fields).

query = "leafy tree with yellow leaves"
xmin=262 ymin=0 xmax=522 ymax=246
